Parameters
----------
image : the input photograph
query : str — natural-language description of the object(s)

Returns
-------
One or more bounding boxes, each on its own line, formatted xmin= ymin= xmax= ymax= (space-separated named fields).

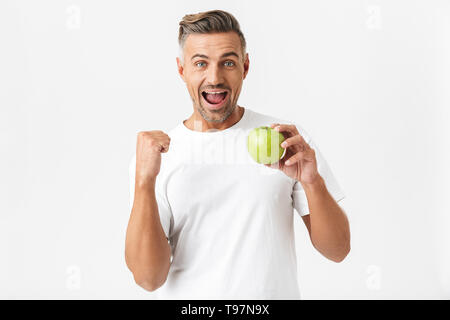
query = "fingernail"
xmin=281 ymin=142 xmax=287 ymax=148
xmin=285 ymin=160 xmax=291 ymax=165
xmin=275 ymin=126 xmax=280 ymax=131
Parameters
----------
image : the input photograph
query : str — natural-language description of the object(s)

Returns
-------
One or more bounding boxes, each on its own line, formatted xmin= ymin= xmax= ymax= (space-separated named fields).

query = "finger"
xmin=272 ymin=124 xmax=299 ymax=136
xmin=280 ymin=135 xmax=303 ymax=149
xmin=270 ymin=123 xmax=290 ymax=135
xmin=284 ymin=147 xmax=308 ymax=166
xmin=159 ymin=142 xmax=170 ymax=153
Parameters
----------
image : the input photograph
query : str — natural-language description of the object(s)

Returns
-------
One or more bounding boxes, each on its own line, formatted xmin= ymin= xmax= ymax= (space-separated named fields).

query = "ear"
xmin=243 ymin=53 xmax=249 ymax=80
xmin=176 ymin=57 xmax=185 ymax=82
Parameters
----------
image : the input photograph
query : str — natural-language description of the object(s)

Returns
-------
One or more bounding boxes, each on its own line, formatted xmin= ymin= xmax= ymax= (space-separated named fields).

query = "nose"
xmin=205 ymin=63 xmax=224 ymax=86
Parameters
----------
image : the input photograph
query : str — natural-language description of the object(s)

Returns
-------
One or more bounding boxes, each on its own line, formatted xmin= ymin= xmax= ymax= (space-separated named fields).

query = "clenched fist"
xmin=135 ymin=130 xmax=171 ymax=186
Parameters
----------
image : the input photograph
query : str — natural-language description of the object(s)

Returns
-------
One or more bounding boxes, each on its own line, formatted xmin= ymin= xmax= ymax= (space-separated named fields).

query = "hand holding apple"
xmin=265 ymin=123 xmax=320 ymax=185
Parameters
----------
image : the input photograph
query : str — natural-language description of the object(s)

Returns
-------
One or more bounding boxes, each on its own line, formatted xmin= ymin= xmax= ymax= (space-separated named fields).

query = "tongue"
xmin=205 ymin=92 xmax=226 ymax=104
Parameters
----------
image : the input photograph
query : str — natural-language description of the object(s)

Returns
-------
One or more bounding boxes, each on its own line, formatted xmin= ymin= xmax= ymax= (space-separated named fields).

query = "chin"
xmin=199 ymin=102 xmax=235 ymax=123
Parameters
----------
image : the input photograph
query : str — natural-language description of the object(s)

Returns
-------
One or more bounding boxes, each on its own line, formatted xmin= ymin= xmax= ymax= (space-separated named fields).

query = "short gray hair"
xmin=178 ymin=10 xmax=246 ymax=64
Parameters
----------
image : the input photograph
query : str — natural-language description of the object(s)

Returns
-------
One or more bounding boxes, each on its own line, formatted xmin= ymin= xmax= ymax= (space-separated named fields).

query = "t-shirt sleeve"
xmin=128 ymin=154 xmax=172 ymax=239
xmin=291 ymin=127 xmax=346 ymax=217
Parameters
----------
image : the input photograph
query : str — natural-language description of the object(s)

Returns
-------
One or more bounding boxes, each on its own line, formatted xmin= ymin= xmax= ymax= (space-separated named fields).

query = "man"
xmin=125 ymin=9 xmax=350 ymax=300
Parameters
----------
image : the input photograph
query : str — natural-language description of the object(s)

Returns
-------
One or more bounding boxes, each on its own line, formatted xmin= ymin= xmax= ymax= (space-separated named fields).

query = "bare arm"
xmin=125 ymin=131 xmax=172 ymax=291
xmin=301 ymin=175 xmax=350 ymax=262
xmin=265 ymin=123 xmax=350 ymax=263
xmin=125 ymin=180 xmax=171 ymax=291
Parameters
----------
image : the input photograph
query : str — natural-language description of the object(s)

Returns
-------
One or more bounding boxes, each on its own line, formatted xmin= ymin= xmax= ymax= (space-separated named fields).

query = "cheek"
xmin=230 ymin=75 xmax=243 ymax=93
xmin=187 ymin=74 xmax=203 ymax=92
xmin=185 ymin=78 xmax=202 ymax=97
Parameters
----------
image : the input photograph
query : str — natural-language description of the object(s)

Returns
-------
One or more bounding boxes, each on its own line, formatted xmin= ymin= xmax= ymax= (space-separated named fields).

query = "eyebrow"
xmin=190 ymin=51 xmax=240 ymax=61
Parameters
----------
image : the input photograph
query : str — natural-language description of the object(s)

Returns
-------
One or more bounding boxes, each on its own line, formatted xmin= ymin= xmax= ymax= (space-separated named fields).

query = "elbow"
xmin=124 ymin=252 xmax=170 ymax=292
xmin=329 ymin=243 xmax=351 ymax=263
xmin=133 ymin=273 xmax=167 ymax=292
xmin=312 ymin=237 xmax=351 ymax=263
xmin=125 ymin=258 xmax=169 ymax=292
xmin=135 ymin=278 xmax=160 ymax=292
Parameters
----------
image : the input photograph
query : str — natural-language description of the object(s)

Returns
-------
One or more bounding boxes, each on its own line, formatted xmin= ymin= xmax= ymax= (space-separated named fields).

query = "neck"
xmin=184 ymin=106 xmax=244 ymax=132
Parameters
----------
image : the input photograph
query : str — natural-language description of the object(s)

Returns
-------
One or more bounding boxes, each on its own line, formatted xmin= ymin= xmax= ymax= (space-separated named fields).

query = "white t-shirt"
xmin=128 ymin=107 xmax=345 ymax=300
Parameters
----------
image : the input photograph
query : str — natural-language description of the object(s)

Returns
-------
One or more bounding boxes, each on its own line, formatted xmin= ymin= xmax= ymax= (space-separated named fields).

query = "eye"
xmin=224 ymin=61 xmax=235 ymax=67
xmin=195 ymin=61 xmax=206 ymax=68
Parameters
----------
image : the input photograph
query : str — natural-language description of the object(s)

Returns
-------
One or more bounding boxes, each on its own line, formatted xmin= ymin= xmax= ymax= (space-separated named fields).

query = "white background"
xmin=1 ymin=0 xmax=449 ymax=299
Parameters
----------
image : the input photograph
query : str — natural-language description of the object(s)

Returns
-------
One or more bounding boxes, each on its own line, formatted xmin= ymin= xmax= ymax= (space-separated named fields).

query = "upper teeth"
xmin=205 ymin=91 xmax=226 ymax=94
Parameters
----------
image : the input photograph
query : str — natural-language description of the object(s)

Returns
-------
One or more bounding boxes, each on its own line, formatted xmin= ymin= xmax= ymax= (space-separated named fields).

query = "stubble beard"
xmin=196 ymin=96 xmax=236 ymax=123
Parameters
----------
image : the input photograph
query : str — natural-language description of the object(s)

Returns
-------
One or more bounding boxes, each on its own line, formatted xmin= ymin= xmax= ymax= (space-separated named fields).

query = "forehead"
xmin=183 ymin=31 xmax=242 ymax=59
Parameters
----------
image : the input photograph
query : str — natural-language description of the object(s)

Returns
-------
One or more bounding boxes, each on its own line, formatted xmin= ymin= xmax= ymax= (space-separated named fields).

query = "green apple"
xmin=247 ymin=126 xmax=286 ymax=164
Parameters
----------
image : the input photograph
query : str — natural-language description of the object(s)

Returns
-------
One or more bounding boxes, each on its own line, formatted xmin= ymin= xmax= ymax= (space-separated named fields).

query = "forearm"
xmin=125 ymin=180 xmax=171 ymax=291
xmin=303 ymin=175 xmax=350 ymax=262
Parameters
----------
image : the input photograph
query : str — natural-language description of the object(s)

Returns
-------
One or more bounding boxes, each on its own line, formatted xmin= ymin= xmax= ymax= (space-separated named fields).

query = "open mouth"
xmin=201 ymin=91 xmax=228 ymax=106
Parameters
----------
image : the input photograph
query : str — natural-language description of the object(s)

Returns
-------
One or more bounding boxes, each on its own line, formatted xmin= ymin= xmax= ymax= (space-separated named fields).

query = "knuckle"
xmin=137 ymin=132 xmax=151 ymax=142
